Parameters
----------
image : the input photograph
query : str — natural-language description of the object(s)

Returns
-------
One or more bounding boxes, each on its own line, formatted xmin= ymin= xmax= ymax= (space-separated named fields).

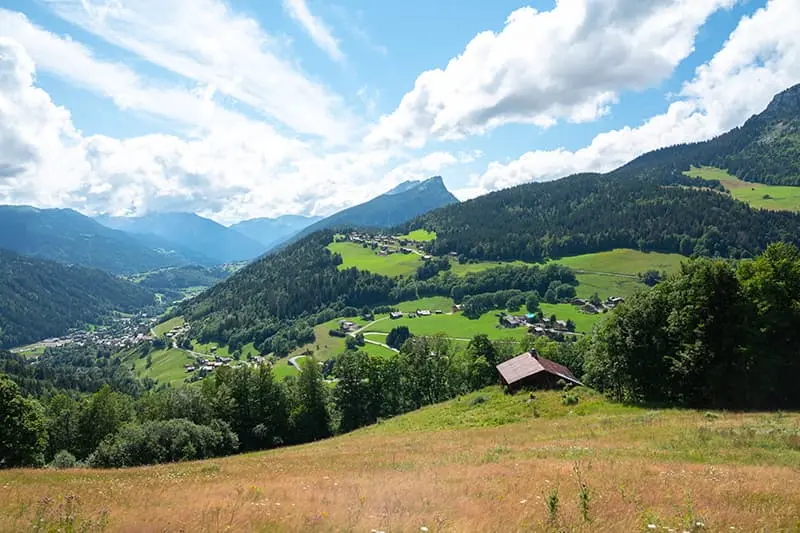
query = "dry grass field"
xmin=1 ymin=388 xmax=798 ymax=532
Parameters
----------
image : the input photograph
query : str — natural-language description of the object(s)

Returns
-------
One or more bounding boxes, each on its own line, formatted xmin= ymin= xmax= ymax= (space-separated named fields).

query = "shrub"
xmin=49 ymin=450 xmax=77 ymax=469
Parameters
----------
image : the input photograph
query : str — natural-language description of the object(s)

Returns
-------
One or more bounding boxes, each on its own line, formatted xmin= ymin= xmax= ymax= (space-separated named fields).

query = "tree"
xmin=386 ymin=326 xmax=412 ymax=350
xmin=345 ymin=336 xmax=358 ymax=351
xmin=289 ymin=358 xmax=331 ymax=443
xmin=78 ymin=385 xmax=134 ymax=458
xmin=589 ymin=292 xmax=602 ymax=307
xmin=334 ymin=351 xmax=377 ymax=432
xmin=0 ymin=373 xmax=48 ymax=467
xmin=525 ymin=292 xmax=541 ymax=314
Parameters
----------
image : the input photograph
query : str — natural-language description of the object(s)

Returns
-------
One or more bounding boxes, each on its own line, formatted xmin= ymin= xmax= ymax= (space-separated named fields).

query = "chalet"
xmin=435 ymin=309 xmax=443 ymax=314
xmin=390 ymin=311 xmax=404 ymax=319
xmin=496 ymin=351 xmax=582 ymax=391
xmin=452 ymin=304 xmax=463 ymax=313
xmin=572 ymin=298 xmax=588 ymax=306
xmin=184 ymin=366 xmax=196 ymax=373
xmin=501 ymin=315 xmax=526 ymax=328
xmin=422 ymin=254 xmax=434 ymax=261
xmin=606 ymin=296 xmax=625 ymax=307
xmin=416 ymin=309 xmax=432 ymax=317
xmin=448 ymin=251 xmax=458 ymax=257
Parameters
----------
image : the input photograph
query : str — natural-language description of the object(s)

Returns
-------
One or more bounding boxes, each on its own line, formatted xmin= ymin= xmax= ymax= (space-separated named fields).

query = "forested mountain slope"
xmin=623 ymin=83 xmax=800 ymax=184
xmin=285 ymin=177 xmax=458 ymax=246
xmin=411 ymin=167 xmax=800 ymax=262
xmin=0 ymin=206 xmax=191 ymax=274
xmin=410 ymin=85 xmax=800 ymax=262
xmin=96 ymin=212 xmax=265 ymax=263
xmin=0 ymin=250 xmax=155 ymax=348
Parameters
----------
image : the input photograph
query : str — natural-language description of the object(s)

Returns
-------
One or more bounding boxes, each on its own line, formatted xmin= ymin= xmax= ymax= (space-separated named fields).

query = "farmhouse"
xmin=496 ymin=351 xmax=582 ymax=391
xmin=390 ymin=311 xmax=404 ymax=319
xmin=416 ymin=309 xmax=432 ymax=316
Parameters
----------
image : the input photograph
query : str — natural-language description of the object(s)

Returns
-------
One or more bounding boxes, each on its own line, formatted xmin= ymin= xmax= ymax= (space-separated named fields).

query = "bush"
xmin=561 ymin=392 xmax=580 ymax=406
xmin=49 ymin=450 xmax=77 ymax=469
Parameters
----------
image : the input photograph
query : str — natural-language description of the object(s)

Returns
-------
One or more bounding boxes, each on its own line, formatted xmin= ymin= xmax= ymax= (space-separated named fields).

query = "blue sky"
xmin=0 ymin=0 xmax=798 ymax=223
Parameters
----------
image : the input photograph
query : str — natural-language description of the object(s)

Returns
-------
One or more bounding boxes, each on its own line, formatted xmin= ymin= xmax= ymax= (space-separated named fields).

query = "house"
xmin=448 ymin=251 xmax=458 ymax=257
xmin=572 ymin=298 xmax=588 ymax=306
xmin=422 ymin=254 xmax=433 ymax=261
xmin=416 ymin=309 xmax=432 ymax=317
xmin=390 ymin=311 xmax=404 ymax=319
xmin=501 ymin=315 xmax=526 ymax=328
xmin=496 ymin=351 xmax=582 ymax=391
xmin=435 ymin=309 xmax=443 ymax=314
xmin=606 ymin=296 xmax=625 ymax=307
xmin=452 ymin=304 xmax=463 ymax=313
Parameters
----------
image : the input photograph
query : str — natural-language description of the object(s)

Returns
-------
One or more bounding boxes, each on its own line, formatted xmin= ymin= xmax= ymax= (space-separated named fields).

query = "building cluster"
xmin=389 ymin=309 xmax=444 ymax=320
xmin=31 ymin=315 xmax=157 ymax=353
xmin=339 ymin=231 xmax=434 ymax=258
xmin=571 ymin=296 xmax=625 ymax=314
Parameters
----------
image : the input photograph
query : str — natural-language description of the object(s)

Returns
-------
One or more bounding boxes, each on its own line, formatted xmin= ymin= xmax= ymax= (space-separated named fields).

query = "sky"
xmin=0 ymin=0 xmax=799 ymax=224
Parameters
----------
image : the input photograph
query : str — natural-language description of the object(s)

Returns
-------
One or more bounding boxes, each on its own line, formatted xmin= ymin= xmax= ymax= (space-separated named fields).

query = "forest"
xmin=408 ymin=165 xmax=800 ymax=263
xmin=0 ymin=250 xmax=156 ymax=349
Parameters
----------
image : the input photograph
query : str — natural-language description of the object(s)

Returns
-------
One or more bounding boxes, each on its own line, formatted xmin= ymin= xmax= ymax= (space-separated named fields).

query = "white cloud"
xmin=472 ymin=0 xmax=800 ymax=194
xmin=283 ymin=0 xmax=344 ymax=62
xmin=41 ymin=0 xmax=355 ymax=142
xmin=366 ymin=0 xmax=735 ymax=149
xmin=0 ymin=36 xmax=469 ymax=224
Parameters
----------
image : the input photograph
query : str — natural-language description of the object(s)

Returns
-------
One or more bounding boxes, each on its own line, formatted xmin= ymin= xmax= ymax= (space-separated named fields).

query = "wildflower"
xmin=519 ymin=499 xmax=528 ymax=504
xmin=696 ymin=522 xmax=705 ymax=528
xmin=648 ymin=526 xmax=657 ymax=530
xmin=421 ymin=527 xmax=429 ymax=532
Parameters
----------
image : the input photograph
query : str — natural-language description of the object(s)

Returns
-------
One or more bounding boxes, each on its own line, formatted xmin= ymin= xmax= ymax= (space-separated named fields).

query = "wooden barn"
xmin=496 ymin=351 xmax=582 ymax=391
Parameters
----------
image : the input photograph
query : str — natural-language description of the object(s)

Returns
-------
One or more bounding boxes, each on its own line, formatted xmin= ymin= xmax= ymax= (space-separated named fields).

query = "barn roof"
xmin=496 ymin=351 xmax=582 ymax=386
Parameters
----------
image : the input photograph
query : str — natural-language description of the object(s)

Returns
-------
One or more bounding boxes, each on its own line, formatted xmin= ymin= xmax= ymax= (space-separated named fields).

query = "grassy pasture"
xmin=538 ymin=303 xmax=604 ymax=334
xmin=686 ymin=165 xmax=800 ymax=211
xmin=133 ymin=347 xmax=194 ymax=386
xmin=328 ymin=242 xmax=423 ymax=277
xmin=4 ymin=386 xmax=798 ymax=531
xmin=399 ymin=229 xmax=437 ymax=242
xmin=152 ymin=316 xmax=184 ymax=337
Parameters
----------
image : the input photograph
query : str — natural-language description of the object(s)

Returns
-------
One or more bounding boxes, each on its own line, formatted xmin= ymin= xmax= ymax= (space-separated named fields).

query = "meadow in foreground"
xmin=2 ymin=387 xmax=798 ymax=532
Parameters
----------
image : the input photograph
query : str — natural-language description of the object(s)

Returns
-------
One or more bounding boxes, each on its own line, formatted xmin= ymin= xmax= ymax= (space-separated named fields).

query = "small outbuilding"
xmin=496 ymin=351 xmax=582 ymax=391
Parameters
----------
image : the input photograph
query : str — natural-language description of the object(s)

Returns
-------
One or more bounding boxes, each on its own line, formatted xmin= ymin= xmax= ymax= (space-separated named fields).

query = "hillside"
xmin=230 ymin=214 xmax=322 ymax=250
xmin=96 ymin=212 xmax=265 ymax=263
xmin=0 ymin=206 xmax=192 ymax=274
xmin=0 ymin=249 xmax=155 ymax=348
xmin=622 ymin=83 xmax=800 ymax=185
xmin=285 ymin=176 xmax=459 ymax=245
xmin=2 ymin=386 xmax=797 ymax=531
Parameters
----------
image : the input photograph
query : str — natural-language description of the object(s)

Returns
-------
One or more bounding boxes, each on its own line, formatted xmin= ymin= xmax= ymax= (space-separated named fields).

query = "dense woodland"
xmin=177 ymin=231 xmax=577 ymax=355
xmin=583 ymin=242 xmax=800 ymax=409
xmin=410 ymin=166 xmax=800 ymax=262
xmin=0 ymin=250 xmax=156 ymax=349
xmin=136 ymin=265 xmax=229 ymax=290
xmin=624 ymin=83 xmax=800 ymax=185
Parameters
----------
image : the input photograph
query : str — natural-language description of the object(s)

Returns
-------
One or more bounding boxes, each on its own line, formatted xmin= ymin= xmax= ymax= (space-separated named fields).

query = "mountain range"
xmin=285 ymin=176 xmax=459 ymax=245
xmin=95 ymin=212 xmax=265 ymax=264
xmin=229 ymin=215 xmax=322 ymax=250
xmin=0 ymin=206 xmax=195 ymax=275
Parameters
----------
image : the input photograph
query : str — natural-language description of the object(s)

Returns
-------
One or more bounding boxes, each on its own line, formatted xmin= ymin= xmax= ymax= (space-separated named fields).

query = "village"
xmin=336 ymin=231 xmax=436 ymax=259
xmin=15 ymin=314 xmax=159 ymax=355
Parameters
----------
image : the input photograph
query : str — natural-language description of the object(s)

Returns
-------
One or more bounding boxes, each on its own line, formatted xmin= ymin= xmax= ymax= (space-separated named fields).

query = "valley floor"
xmin=2 ymin=388 xmax=798 ymax=532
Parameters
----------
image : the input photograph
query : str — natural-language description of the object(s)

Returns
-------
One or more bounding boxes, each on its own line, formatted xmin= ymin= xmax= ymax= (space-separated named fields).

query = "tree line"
xmin=0 ymin=332 xmax=526 ymax=468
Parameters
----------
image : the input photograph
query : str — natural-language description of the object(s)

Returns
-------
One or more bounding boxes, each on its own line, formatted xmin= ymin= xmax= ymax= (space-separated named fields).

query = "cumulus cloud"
xmin=283 ymin=0 xmax=344 ymax=62
xmin=0 ymin=36 xmax=472 ymax=223
xmin=366 ymin=0 xmax=736 ymax=149
xmin=41 ymin=0 xmax=356 ymax=142
xmin=472 ymin=0 xmax=800 ymax=194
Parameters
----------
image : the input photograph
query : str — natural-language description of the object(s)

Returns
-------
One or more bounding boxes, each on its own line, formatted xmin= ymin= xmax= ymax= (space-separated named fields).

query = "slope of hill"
xmin=0 ymin=206 xmax=194 ymax=274
xmin=229 ymin=214 xmax=322 ymax=250
xmin=96 ymin=212 xmax=265 ymax=263
xmin=412 ymin=167 xmax=800 ymax=262
xmin=623 ymin=83 xmax=800 ymax=185
xmin=285 ymin=176 xmax=459 ymax=245
xmin=0 ymin=249 xmax=155 ymax=348
xmin=2 ymin=386 xmax=797 ymax=531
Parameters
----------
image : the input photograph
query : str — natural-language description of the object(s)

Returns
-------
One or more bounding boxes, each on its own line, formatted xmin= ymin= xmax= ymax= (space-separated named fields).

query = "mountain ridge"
xmin=96 ymin=212 xmax=265 ymax=264
xmin=229 ymin=214 xmax=323 ymax=250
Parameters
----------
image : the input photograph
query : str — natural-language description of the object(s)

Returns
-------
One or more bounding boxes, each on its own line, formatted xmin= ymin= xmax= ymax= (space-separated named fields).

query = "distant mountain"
xmin=96 ymin=212 xmax=265 ymax=264
xmin=0 ymin=249 xmax=155 ymax=349
xmin=410 ymin=84 xmax=800 ymax=262
xmin=230 ymin=214 xmax=322 ymax=250
xmin=286 ymin=176 xmax=459 ymax=245
xmin=623 ymin=83 xmax=800 ymax=185
xmin=0 ymin=206 xmax=192 ymax=274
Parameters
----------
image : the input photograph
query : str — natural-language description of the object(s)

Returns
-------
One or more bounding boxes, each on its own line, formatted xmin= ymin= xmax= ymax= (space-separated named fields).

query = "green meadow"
xmin=328 ymin=241 xmax=423 ymax=277
xmin=686 ymin=165 xmax=800 ymax=211
xmin=399 ymin=229 xmax=437 ymax=242
xmin=152 ymin=316 xmax=184 ymax=337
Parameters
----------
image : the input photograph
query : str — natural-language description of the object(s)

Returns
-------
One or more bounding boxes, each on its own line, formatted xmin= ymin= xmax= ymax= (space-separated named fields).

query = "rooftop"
xmin=496 ymin=351 xmax=582 ymax=386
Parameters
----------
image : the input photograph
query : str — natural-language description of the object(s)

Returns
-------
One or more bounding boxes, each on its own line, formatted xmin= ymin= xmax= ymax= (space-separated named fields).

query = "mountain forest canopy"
xmin=0 ymin=250 xmax=156 ymax=349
